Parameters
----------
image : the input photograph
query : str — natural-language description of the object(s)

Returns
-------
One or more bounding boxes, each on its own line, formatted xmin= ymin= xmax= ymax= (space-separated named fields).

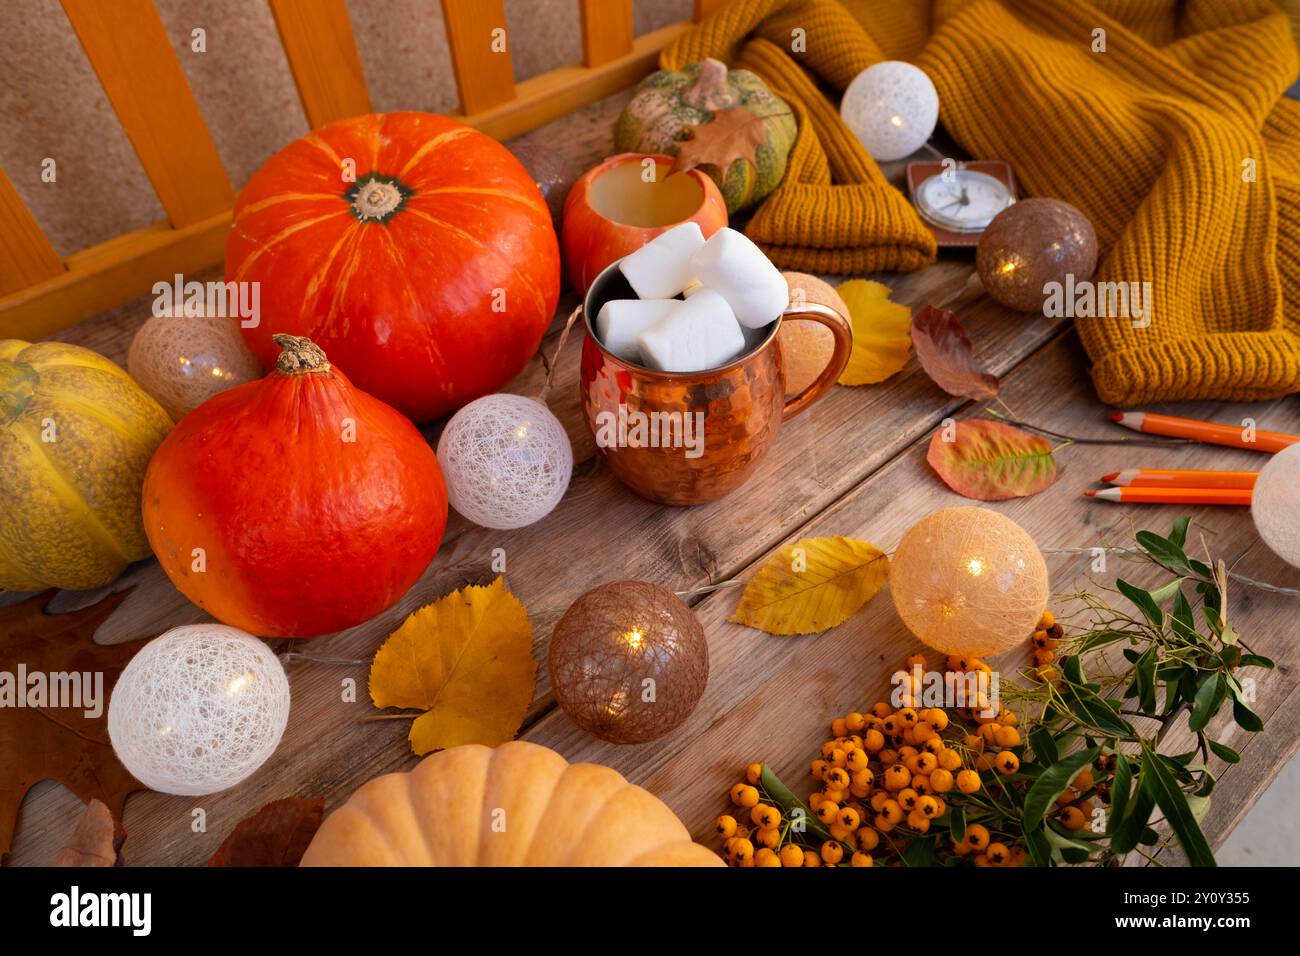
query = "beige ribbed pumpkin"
xmin=0 ymin=340 xmax=172 ymax=590
xmin=301 ymin=742 xmax=722 ymax=867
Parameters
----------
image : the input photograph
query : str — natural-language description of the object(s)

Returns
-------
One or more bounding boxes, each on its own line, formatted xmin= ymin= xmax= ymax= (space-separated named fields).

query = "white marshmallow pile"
xmin=636 ymin=290 xmax=744 ymax=373
xmin=595 ymin=224 xmax=788 ymax=373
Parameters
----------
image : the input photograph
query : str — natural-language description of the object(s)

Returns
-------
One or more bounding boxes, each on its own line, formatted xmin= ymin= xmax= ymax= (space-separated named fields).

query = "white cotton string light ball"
xmin=108 ymin=625 xmax=290 ymax=796
xmin=436 ymin=393 xmax=574 ymax=530
xmin=1252 ymin=442 xmax=1300 ymax=568
xmin=841 ymin=60 xmax=940 ymax=162
xmin=890 ymin=507 xmax=1049 ymax=658
xmin=127 ymin=314 xmax=263 ymax=420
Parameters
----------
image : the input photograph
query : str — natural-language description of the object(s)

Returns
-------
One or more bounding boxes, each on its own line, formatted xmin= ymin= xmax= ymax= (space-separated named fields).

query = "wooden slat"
xmin=0 ymin=168 xmax=64 ymax=297
xmin=461 ymin=22 xmax=688 ymax=140
xmin=60 ymin=0 xmax=233 ymax=228
xmin=269 ymin=0 xmax=371 ymax=129
xmin=441 ymin=0 xmax=516 ymax=115
xmin=0 ymin=18 xmax=690 ymax=341
xmin=694 ymin=0 xmax=729 ymax=20
xmin=579 ymin=0 xmax=634 ymax=67
xmin=521 ymin=337 xmax=1300 ymax=860
xmin=0 ymin=212 xmax=230 ymax=342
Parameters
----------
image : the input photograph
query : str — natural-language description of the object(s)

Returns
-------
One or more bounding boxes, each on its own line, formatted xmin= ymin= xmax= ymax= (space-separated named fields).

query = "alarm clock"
xmin=906 ymin=160 xmax=1017 ymax=247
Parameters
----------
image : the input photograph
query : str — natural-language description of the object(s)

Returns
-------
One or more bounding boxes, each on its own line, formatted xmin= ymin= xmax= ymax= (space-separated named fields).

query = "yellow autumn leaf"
xmin=369 ymin=576 xmax=537 ymax=755
xmin=835 ymin=279 xmax=912 ymax=385
xmin=730 ymin=536 xmax=890 ymax=635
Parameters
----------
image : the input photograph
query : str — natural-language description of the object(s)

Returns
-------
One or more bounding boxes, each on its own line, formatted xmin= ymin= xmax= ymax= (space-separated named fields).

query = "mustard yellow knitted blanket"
xmin=664 ymin=0 xmax=1300 ymax=406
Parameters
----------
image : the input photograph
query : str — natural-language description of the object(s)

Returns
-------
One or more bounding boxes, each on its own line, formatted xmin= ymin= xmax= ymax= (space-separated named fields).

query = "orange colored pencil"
xmin=1110 ymin=411 xmax=1299 ymax=453
xmin=1101 ymin=468 xmax=1258 ymax=490
xmin=1085 ymin=487 xmax=1252 ymax=506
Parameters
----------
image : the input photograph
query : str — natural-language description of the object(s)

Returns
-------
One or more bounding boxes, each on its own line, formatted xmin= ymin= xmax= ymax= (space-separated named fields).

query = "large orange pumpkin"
xmin=226 ymin=112 xmax=560 ymax=422
xmin=300 ymin=742 xmax=722 ymax=866
xmin=142 ymin=335 xmax=447 ymax=639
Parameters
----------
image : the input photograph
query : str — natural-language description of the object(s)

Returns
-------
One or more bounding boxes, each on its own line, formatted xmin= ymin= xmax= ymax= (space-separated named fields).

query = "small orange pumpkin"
xmin=142 ymin=334 xmax=447 ymax=638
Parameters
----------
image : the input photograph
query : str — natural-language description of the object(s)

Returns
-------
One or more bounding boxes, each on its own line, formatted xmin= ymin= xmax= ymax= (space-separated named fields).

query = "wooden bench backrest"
xmin=0 ymin=0 xmax=726 ymax=341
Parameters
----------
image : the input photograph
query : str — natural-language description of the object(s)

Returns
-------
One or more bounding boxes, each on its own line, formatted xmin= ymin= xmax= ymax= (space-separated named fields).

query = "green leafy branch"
xmin=1020 ymin=517 xmax=1273 ymax=866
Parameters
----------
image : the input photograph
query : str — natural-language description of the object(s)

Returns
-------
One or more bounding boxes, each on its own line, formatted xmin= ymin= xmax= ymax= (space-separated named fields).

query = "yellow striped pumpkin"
xmin=0 ymin=340 xmax=172 ymax=591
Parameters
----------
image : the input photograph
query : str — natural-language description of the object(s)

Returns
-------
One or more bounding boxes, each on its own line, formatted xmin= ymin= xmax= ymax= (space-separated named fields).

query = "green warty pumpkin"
xmin=615 ymin=58 xmax=797 ymax=215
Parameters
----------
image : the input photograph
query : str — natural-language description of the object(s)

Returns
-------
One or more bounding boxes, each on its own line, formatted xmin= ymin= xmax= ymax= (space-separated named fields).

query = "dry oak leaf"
xmin=835 ymin=279 xmax=913 ymax=385
xmin=731 ymin=536 xmax=890 ymax=636
xmin=927 ymin=418 xmax=1059 ymax=501
xmin=369 ymin=576 xmax=537 ymax=756
xmin=54 ymin=799 xmax=125 ymax=867
xmin=911 ymin=304 xmax=998 ymax=400
xmin=0 ymin=589 xmax=145 ymax=862
xmin=673 ymin=106 xmax=768 ymax=176
xmin=207 ymin=797 xmax=324 ymax=867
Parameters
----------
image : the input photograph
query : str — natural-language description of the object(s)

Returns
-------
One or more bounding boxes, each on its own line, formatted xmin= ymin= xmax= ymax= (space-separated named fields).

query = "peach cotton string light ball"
xmin=107 ymin=624 xmax=290 ymax=796
xmin=127 ymin=314 xmax=262 ymax=420
xmin=889 ymin=507 xmax=1049 ymax=658
xmin=1251 ymin=442 xmax=1300 ymax=569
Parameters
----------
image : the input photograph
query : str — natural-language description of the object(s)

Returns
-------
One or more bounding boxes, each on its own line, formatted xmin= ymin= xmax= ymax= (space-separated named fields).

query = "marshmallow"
xmin=690 ymin=227 xmax=788 ymax=328
xmin=595 ymin=298 xmax=678 ymax=363
xmin=619 ymin=222 xmax=706 ymax=299
xmin=636 ymin=290 xmax=745 ymax=373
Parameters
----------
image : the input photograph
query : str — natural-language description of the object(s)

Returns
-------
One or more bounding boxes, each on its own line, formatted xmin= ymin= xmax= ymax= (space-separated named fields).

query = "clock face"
xmin=915 ymin=169 xmax=1015 ymax=233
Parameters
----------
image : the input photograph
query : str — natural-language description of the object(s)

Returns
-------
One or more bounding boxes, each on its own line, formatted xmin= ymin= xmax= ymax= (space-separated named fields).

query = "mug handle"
xmin=780 ymin=300 xmax=853 ymax=421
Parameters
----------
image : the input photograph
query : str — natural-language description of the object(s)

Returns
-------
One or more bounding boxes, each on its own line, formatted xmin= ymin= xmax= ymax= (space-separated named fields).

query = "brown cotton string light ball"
xmin=976 ymin=198 xmax=1098 ymax=313
xmin=889 ymin=507 xmax=1049 ymax=658
xmin=548 ymin=580 xmax=709 ymax=744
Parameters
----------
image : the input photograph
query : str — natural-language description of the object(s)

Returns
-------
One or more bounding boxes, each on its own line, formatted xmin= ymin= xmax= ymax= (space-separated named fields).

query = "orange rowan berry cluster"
xmin=715 ymin=644 xmax=1053 ymax=867
xmin=1031 ymin=612 xmax=1063 ymax=682
xmin=1054 ymin=756 xmax=1109 ymax=832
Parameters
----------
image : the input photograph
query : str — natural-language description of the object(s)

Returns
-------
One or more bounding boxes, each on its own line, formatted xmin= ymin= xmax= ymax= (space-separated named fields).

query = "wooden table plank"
xmin=8 ymin=298 xmax=1071 ymax=861
xmin=9 ymin=266 xmax=1065 ymax=864
xmin=520 ymin=332 xmax=1300 ymax=858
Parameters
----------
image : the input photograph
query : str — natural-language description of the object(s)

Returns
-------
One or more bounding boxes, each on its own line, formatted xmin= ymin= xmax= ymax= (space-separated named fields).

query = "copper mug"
xmin=579 ymin=260 xmax=853 ymax=505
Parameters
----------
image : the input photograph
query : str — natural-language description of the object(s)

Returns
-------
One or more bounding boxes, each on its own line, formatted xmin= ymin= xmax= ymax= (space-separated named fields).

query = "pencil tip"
xmin=1100 ymin=472 xmax=1118 ymax=482
xmin=1083 ymin=490 xmax=1096 ymax=497
xmin=1109 ymin=412 xmax=1123 ymax=422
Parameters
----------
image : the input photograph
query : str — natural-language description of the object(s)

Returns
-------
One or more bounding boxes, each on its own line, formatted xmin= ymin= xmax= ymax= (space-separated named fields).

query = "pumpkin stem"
xmin=682 ymin=58 xmax=738 ymax=111
xmin=350 ymin=178 xmax=405 ymax=222
xmin=272 ymin=334 xmax=331 ymax=375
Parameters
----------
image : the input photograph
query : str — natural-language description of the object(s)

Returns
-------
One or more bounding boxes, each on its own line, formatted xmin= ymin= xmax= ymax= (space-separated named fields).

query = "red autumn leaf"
xmin=54 ymin=799 xmax=126 ymax=867
xmin=911 ymin=304 xmax=998 ymax=400
xmin=207 ymin=797 xmax=325 ymax=867
xmin=927 ymin=419 xmax=1059 ymax=500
